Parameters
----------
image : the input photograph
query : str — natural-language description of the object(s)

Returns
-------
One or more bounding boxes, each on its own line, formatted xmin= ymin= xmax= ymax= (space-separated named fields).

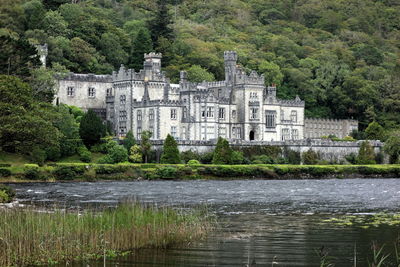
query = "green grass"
xmin=0 ymin=152 xmax=29 ymax=166
xmin=0 ymin=203 xmax=210 ymax=266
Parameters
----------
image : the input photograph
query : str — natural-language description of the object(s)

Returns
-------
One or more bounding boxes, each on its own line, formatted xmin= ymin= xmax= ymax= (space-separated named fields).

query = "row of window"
xmin=67 ymin=87 xmax=96 ymax=98
xmin=126 ymin=125 xmax=300 ymax=141
xmin=128 ymin=107 xmax=297 ymax=125
xmin=281 ymin=128 xmax=299 ymax=141
xmin=308 ymin=123 xmax=342 ymax=130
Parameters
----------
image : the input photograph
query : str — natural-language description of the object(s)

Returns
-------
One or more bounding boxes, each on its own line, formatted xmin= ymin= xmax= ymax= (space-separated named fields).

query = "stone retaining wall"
xmin=150 ymin=139 xmax=384 ymax=162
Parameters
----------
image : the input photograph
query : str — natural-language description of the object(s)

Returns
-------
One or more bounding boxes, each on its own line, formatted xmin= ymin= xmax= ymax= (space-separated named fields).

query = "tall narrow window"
xmin=280 ymin=110 xmax=285 ymax=121
xmin=119 ymin=110 xmax=127 ymax=121
xmin=292 ymin=129 xmax=299 ymax=140
xmin=149 ymin=109 xmax=154 ymax=120
xmin=181 ymin=127 xmax=186 ymax=140
xmin=106 ymin=88 xmax=112 ymax=96
xmin=120 ymin=95 xmax=126 ymax=104
xmin=291 ymin=110 xmax=297 ymax=123
xmin=201 ymin=106 xmax=206 ymax=118
xmin=137 ymin=110 xmax=142 ymax=121
xmin=183 ymin=107 xmax=187 ymax=119
xmin=88 ymin=87 xmax=95 ymax=98
xmin=218 ymin=108 xmax=225 ymax=120
xmin=149 ymin=126 xmax=154 ymax=136
xmin=206 ymin=107 xmax=214 ymax=118
xmin=171 ymin=109 xmax=177 ymax=119
xmin=137 ymin=127 xmax=142 ymax=139
xmin=67 ymin=87 xmax=74 ymax=97
xmin=232 ymin=110 xmax=236 ymax=120
xmin=281 ymin=128 xmax=290 ymax=141
xmin=250 ymin=108 xmax=259 ymax=120
xmin=171 ymin=126 xmax=177 ymax=138
xmin=265 ymin=110 xmax=276 ymax=128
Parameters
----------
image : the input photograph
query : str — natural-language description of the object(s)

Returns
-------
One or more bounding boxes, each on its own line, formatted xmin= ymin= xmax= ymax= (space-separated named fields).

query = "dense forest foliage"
xmin=1 ymin=0 xmax=400 ymax=130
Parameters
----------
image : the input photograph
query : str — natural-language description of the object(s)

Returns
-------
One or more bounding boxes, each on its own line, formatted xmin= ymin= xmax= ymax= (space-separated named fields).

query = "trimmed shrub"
xmin=0 ymin=168 xmax=12 ymax=177
xmin=187 ymin=159 xmax=200 ymax=165
xmin=94 ymin=164 xmax=130 ymax=174
xmin=181 ymin=150 xmax=201 ymax=163
xmin=108 ymin=145 xmax=128 ymax=163
xmin=156 ymin=167 xmax=178 ymax=179
xmin=24 ymin=164 xmax=40 ymax=180
xmin=199 ymin=152 xmax=214 ymax=164
xmin=53 ymin=165 xmax=86 ymax=180
xmin=231 ymin=151 xmax=245 ymax=165
xmin=77 ymin=146 xmax=92 ymax=163
xmin=302 ymin=149 xmax=319 ymax=165
xmin=251 ymin=155 xmax=274 ymax=164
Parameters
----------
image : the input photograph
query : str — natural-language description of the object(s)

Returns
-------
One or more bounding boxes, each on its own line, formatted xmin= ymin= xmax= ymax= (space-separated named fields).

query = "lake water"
xmin=10 ymin=179 xmax=400 ymax=266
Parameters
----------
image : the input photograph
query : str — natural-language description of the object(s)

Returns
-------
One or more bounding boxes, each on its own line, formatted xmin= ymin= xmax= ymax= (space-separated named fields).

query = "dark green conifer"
xmin=160 ymin=134 xmax=181 ymax=164
xmin=212 ymin=137 xmax=232 ymax=165
xmin=356 ymin=141 xmax=376 ymax=164
xmin=129 ymin=28 xmax=153 ymax=70
xmin=79 ymin=109 xmax=105 ymax=148
xmin=123 ymin=130 xmax=136 ymax=154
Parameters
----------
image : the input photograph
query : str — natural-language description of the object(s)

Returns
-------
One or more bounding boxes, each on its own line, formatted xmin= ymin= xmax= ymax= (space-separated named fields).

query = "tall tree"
xmin=0 ymin=35 xmax=41 ymax=78
xmin=129 ymin=28 xmax=153 ymax=70
xmin=79 ymin=109 xmax=105 ymax=147
xmin=365 ymin=121 xmax=386 ymax=141
xmin=140 ymin=130 xmax=152 ymax=163
xmin=123 ymin=130 xmax=136 ymax=153
xmin=160 ymin=134 xmax=181 ymax=164
xmin=0 ymin=75 xmax=60 ymax=153
xmin=356 ymin=141 xmax=376 ymax=164
xmin=212 ymin=137 xmax=232 ymax=165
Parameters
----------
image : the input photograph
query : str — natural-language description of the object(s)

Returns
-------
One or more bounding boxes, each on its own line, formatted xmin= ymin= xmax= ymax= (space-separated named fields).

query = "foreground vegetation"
xmin=0 ymin=203 xmax=209 ymax=266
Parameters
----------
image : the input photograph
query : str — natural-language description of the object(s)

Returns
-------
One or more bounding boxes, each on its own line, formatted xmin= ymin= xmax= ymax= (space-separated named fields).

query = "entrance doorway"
xmin=249 ymin=130 xmax=255 ymax=141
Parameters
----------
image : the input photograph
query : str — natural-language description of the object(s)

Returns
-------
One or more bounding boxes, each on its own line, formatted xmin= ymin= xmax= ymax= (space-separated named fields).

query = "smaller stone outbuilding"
xmin=304 ymin=118 xmax=358 ymax=139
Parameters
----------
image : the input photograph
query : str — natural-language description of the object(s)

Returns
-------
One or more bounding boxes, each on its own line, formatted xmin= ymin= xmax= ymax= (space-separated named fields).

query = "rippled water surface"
xmin=10 ymin=179 xmax=400 ymax=266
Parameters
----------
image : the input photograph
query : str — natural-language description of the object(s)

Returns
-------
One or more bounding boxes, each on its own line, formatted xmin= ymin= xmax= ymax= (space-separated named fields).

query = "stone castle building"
xmin=55 ymin=51 xmax=357 ymax=142
xmin=56 ymin=51 xmax=306 ymax=141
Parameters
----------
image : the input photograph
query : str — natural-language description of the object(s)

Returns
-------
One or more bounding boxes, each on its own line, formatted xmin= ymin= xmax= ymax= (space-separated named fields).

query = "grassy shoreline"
xmin=1 ymin=163 xmax=400 ymax=182
xmin=0 ymin=203 xmax=209 ymax=266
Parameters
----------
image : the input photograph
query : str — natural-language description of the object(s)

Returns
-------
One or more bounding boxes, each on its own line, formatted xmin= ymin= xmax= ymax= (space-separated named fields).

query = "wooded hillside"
xmin=1 ymin=0 xmax=400 ymax=129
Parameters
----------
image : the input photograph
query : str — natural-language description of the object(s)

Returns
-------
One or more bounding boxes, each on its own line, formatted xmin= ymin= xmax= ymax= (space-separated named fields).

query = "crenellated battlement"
xmin=62 ymin=73 xmax=112 ymax=83
xmin=144 ymin=52 xmax=162 ymax=59
xmin=224 ymin=51 xmax=238 ymax=62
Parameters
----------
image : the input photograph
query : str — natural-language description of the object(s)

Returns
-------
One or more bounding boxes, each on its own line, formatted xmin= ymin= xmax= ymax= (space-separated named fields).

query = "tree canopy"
xmin=1 ymin=0 xmax=400 ymax=131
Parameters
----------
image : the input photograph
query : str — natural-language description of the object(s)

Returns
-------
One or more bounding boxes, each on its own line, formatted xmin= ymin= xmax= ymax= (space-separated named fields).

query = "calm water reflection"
xmin=9 ymin=179 xmax=400 ymax=266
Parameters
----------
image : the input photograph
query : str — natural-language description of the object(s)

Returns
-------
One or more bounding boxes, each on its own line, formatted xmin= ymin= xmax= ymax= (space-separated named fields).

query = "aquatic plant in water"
xmin=321 ymin=213 xmax=400 ymax=229
xmin=0 ymin=203 xmax=210 ymax=266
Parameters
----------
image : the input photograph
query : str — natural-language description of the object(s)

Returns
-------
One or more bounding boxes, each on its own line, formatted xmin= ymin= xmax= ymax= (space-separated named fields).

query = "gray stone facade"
xmin=304 ymin=118 xmax=358 ymax=139
xmin=56 ymin=51 xmax=306 ymax=142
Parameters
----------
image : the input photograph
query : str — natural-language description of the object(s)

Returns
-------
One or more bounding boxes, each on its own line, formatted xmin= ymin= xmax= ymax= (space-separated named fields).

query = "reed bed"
xmin=0 ymin=203 xmax=210 ymax=266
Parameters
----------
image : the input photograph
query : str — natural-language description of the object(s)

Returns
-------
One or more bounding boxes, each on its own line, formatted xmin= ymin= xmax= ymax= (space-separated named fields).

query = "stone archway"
xmin=249 ymin=130 xmax=255 ymax=141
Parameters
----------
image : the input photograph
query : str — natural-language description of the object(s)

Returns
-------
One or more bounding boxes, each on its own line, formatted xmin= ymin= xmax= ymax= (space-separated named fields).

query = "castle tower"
xmin=224 ymin=51 xmax=237 ymax=85
xmin=144 ymin=52 xmax=162 ymax=73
